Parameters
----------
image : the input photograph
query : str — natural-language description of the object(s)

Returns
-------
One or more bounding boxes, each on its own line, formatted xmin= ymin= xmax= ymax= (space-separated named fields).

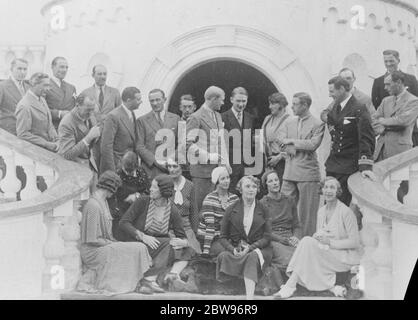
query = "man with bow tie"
xmin=221 ymin=87 xmax=256 ymax=194
xmin=324 ymin=76 xmax=375 ymax=207
xmin=137 ymin=89 xmax=180 ymax=179
xmin=0 ymin=58 xmax=30 ymax=135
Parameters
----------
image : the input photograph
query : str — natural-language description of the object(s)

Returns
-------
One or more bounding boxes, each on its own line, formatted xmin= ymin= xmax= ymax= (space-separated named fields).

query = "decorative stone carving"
xmin=0 ymin=147 xmax=21 ymax=201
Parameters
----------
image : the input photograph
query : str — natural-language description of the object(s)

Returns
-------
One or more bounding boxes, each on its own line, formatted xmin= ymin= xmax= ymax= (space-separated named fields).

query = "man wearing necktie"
xmin=221 ymin=87 xmax=256 ymax=194
xmin=324 ymin=76 xmax=375 ymax=209
xmin=58 ymin=93 xmax=101 ymax=181
xmin=80 ymin=64 xmax=122 ymax=125
xmin=0 ymin=58 xmax=30 ymax=135
xmin=277 ymin=93 xmax=325 ymax=237
xmin=44 ymin=57 xmax=77 ymax=129
xmin=186 ymin=86 xmax=232 ymax=211
xmin=100 ymin=87 xmax=142 ymax=174
xmin=137 ymin=89 xmax=180 ymax=179
xmin=15 ymin=73 xmax=59 ymax=152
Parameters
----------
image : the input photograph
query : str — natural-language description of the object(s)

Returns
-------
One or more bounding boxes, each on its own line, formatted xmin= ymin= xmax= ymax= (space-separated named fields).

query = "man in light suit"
xmin=373 ymin=71 xmax=418 ymax=160
xmin=221 ymin=87 xmax=255 ymax=193
xmin=278 ymin=93 xmax=325 ymax=237
xmin=100 ymin=87 xmax=142 ymax=174
xmin=45 ymin=56 xmax=77 ymax=129
xmin=0 ymin=58 xmax=30 ymax=135
xmin=137 ymin=89 xmax=180 ymax=179
xmin=15 ymin=73 xmax=59 ymax=152
xmin=186 ymin=86 xmax=232 ymax=211
xmin=80 ymin=65 xmax=122 ymax=125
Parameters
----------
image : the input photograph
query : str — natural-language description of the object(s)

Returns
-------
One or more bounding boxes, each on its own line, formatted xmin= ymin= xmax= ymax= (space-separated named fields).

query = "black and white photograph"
xmin=0 ymin=0 xmax=418 ymax=304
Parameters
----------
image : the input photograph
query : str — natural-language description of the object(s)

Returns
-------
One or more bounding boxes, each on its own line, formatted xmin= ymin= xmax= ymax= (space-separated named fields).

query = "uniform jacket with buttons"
xmin=325 ymin=96 xmax=375 ymax=174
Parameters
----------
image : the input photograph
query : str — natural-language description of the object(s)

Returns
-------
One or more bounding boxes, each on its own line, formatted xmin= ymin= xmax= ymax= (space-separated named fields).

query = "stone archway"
xmin=140 ymin=24 xmax=317 ymax=116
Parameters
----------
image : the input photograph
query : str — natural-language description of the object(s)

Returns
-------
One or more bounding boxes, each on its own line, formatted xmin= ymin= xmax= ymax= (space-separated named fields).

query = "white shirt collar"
xmin=231 ymin=107 xmax=243 ymax=122
xmin=51 ymin=76 xmax=62 ymax=87
xmin=121 ymin=103 xmax=132 ymax=120
xmin=340 ymin=94 xmax=352 ymax=111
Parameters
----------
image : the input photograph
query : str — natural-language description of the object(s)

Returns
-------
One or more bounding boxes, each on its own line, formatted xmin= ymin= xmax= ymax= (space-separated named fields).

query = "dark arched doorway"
xmin=168 ymin=60 xmax=279 ymax=128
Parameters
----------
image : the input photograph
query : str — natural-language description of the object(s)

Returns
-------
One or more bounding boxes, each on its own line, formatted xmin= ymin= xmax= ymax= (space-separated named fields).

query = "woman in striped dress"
xmin=166 ymin=158 xmax=202 ymax=254
xmin=119 ymin=174 xmax=195 ymax=294
xmin=197 ymin=167 xmax=239 ymax=257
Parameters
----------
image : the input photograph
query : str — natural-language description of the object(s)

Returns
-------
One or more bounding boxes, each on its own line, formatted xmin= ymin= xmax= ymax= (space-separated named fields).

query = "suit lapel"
xmin=146 ymin=112 xmax=162 ymax=134
xmin=200 ymin=107 xmax=218 ymax=129
xmin=103 ymin=86 xmax=111 ymax=108
xmin=6 ymin=79 xmax=23 ymax=102
xmin=27 ymin=93 xmax=48 ymax=116
xmin=248 ymin=203 xmax=264 ymax=239
xmin=392 ymin=91 xmax=409 ymax=116
xmin=119 ymin=107 xmax=135 ymax=140
xmin=50 ymin=80 xmax=64 ymax=100
xmin=230 ymin=201 xmax=246 ymax=236
xmin=243 ymin=111 xmax=252 ymax=129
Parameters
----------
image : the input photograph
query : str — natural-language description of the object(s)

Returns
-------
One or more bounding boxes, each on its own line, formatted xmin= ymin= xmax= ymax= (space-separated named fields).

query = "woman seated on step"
xmin=197 ymin=166 xmax=240 ymax=257
xmin=77 ymin=171 xmax=152 ymax=295
xmin=108 ymin=151 xmax=150 ymax=241
xmin=166 ymin=158 xmax=202 ymax=254
xmin=216 ymin=176 xmax=272 ymax=300
xmin=260 ymin=169 xmax=300 ymax=270
xmin=119 ymin=174 xmax=195 ymax=294
xmin=274 ymin=176 xmax=361 ymax=299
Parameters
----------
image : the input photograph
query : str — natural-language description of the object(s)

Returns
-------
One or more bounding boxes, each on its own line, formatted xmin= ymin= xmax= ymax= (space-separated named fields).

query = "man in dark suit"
xmin=221 ymin=87 xmax=255 ymax=193
xmin=45 ymin=56 xmax=77 ymax=129
xmin=325 ymin=76 xmax=375 ymax=207
xmin=0 ymin=58 xmax=30 ymax=135
xmin=186 ymin=86 xmax=232 ymax=211
xmin=177 ymin=94 xmax=197 ymax=181
xmin=100 ymin=87 xmax=142 ymax=173
xmin=371 ymin=50 xmax=418 ymax=146
xmin=80 ymin=65 xmax=122 ymax=125
xmin=137 ymin=89 xmax=180 ymax=179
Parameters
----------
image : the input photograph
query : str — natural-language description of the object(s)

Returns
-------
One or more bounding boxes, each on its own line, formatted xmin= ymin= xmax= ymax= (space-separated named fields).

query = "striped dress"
xmin=197 ymin=191 xmax=239 ymax=255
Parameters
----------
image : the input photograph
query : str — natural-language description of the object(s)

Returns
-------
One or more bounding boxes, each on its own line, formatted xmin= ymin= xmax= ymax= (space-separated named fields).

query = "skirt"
xmin=216 ymin=250 xmax=261 ymax=283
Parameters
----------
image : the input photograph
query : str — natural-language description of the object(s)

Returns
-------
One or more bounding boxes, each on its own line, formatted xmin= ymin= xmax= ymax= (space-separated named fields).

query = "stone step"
xmin=62 ymin=291 xmax=345 ymax=300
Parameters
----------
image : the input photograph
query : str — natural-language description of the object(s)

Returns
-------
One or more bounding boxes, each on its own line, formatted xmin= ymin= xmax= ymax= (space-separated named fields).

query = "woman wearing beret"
xmin=166 ymin=158 xmax=201 ymax=254
xmin=119 ymin=174 xmax=195 ymax=294
xmin=197 ymin=166 xmax=239 ymax=257
xmin=216 ymin=176 xmax=272 ymax=300
xmin=77 ymin=171 xmax=152 ymax=295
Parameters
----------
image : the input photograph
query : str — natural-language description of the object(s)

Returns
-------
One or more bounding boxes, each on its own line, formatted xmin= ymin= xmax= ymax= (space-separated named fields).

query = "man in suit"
xmin=177 ymin=94 xmax=197 ymax=181
xmin=58 ymin=92 xmax=101 ymax=169
xmin=278 ymin=92 xmax=325 ymax=237
xmin=137 ymin=89 xmax=179 ymax=179
xmin=321 ymin=68 xmax=375 ymax=122
xmin=186 ymin=86 xmax=232 ymax=211
xmin=371 ymin=50 xmax=418 ymax=147
xmin=325 ymin=76 xmax=375 ymax=207
xmin=373 ymin=71 xmax=418 ymax=161
xmin=100 ymin=87 xmax=142 ymax=173
xmin=0 ymin=58 xmax=30 ymax=135
xmin=45 ymin=56 xmax=77 ymax=129
xmin=80 ymin=65 xmax=122 ymax=125
xmin=221 ymin=87 xmax=255 ymax=193
xmin=15 ymin=73 xmax=59 ymax=152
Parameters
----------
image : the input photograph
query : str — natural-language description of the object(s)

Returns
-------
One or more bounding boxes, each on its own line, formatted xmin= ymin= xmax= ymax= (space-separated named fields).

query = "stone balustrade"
xmin=0 ymin=129 xmax=92 ymax=299
xmin=348 ymin=147 xmax=418 ymax=300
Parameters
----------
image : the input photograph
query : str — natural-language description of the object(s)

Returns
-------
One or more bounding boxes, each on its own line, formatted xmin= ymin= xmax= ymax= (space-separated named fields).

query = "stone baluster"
xmin=0 ymin=146 xmax=22 ymax=201
xmin=357 ymin=203 xmax=392 ymax=299
xmin=404 ymin=163 xmax=418 ymax=207
xmin=42 ymin=211 xmax=65 ymax=296
xmin=61 ymin=199 xmax=82 ymax=290
xmin=14 ymin=153 xmax=41 ymax=201
xmin=389 ymin=167 xmax=409 ymax=201
xmin=36 ymin=162 xmax=56 ymax=190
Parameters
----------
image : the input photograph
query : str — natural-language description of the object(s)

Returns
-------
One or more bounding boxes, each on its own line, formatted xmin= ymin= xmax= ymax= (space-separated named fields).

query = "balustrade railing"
xmin=348 ymin=147 xmax=418 ymax=300
xmin=0 ymin=129 xmax=92 ymax=299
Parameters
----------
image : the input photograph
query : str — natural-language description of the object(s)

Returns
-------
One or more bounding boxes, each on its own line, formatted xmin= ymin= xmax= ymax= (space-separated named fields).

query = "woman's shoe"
xmin=142 ymin=279 xmax=165 ymax=293
xmin=136 ymin=285 xmax=153 ymax=295
xmin=330 ymin=285 xmax=347 ymax=298
xmin=273 ymin=285 xmax=296 ymax=299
